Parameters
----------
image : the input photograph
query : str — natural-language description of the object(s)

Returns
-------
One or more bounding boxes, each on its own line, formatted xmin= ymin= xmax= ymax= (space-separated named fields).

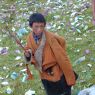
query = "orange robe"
xmin=25 ymin=31 xmax=76 ymax=86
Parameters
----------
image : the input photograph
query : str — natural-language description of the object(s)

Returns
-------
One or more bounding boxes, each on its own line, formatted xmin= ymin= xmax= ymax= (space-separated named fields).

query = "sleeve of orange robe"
xmin=24 ymin=35 xmax=36 ymax=64
xmin=49 ymin=35 xmax=76 ymax=86
xmin=54 ymin=35 xmax=66 ymax=49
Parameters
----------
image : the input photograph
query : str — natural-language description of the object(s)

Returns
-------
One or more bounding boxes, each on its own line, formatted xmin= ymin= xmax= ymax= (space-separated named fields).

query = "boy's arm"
xmin=24 ymin=35 xmax=36 ymax=64
xmin=24 ymin=35 xmax=32 ymax=63
xmin=54 ymin=34 xmax=66 ymax=50
xmin=49 ymin=35 xmax=76 ymax=86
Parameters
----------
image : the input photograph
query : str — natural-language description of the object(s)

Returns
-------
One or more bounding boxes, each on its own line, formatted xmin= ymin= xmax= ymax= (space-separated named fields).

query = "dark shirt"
xmin=33 ymin=32 xmax=42 ymax=44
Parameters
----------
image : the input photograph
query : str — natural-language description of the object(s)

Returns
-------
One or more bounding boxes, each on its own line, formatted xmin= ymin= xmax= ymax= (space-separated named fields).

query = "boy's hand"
xmin=24 ymin=50 xmax=31 ymax=57
xmin=24 ymin=49 xmax=32 ymax=62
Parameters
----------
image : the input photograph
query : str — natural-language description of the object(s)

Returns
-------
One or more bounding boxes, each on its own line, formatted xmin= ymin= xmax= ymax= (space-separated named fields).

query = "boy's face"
xmin=32 ymin=22 xmax=45 ymax=35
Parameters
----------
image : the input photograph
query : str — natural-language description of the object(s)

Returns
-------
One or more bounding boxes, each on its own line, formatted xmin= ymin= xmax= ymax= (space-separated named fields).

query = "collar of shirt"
xmin=33 ymin=32 xmax=43 ymax=44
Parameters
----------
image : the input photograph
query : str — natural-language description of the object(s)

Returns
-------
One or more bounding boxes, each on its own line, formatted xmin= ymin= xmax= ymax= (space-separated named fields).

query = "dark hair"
xmin=29 ymin=13 xmax=46 ymax=27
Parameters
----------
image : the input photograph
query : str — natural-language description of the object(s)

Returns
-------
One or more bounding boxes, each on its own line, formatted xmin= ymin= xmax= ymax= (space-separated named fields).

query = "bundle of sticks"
xmin=10 ymin=32 xmax=33 ymax=80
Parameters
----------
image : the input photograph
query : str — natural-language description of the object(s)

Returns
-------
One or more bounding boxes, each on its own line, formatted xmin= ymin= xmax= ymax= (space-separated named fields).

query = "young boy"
xmin=24 ymin=13 xmax=77 ymax=95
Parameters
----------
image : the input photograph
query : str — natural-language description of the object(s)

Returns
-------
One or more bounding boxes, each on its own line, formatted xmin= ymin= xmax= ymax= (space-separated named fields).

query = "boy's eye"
xmin=33 ymin=26 xmax=45 ymax=29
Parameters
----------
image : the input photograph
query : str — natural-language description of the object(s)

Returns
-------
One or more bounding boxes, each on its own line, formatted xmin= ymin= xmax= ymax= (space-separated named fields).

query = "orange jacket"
xmin=25 ymin=31 xmax=76 ymax=86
